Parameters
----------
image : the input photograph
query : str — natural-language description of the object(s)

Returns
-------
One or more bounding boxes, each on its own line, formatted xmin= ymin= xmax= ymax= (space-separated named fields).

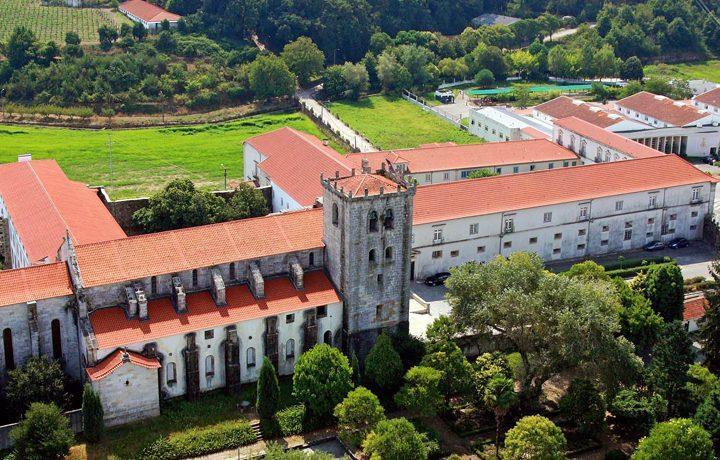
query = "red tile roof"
xmin=246 ymin=127 xmax=352 ymax=207
xmin=413 ymin=155 xmax=716 ymax=225
xmin=684 ymin=294 xmax=709 ymax=322
xmin=86 ymin=349 xmax=160 ymax=381
xmin=346 ymin=139 xmax=576 ymax=174
xmin=332 ymin=173 xmax=401 ymax=196
xmin=555 ymin=117 xmax=665 ymax=159
xmin=520 ymin=126 xmax=549 ymax=140
xmin=0 ymin=160 xmax=126 ymax=264
xmin=695 ymin=87 xmax=720 ymax=108
xmin=119 ymin=0 xmax=180 ymax=23
xmin=90 ymin=271 xmax=340 ymax=349
xmin=616 ymin=91 xmax=709 ymax=126
xmin=0 ymin=263 xmax=72 ymax=307
xmin=535 ymin=96 xmax=625 ymax=128
xmin=74 ymin=208 xmax=324 ymax=288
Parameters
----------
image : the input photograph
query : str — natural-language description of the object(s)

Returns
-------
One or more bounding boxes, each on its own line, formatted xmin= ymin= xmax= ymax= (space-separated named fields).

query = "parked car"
xmin=643 ymin=240 xmax=666 ymax=251
xmin=703 ymin=156 xmax=716 ymax=165
xmin=424 ymin=272 xmax=451 ymax=286
xmin=668 ymin=237 xmax=689 ymax=249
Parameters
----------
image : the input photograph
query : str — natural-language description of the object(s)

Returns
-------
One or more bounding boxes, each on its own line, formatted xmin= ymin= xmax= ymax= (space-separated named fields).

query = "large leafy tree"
xmin=10 ymin=403 xmax=74 ymax=460
xmin=227 ymin=182 xmax=269 ymax=220
xmin=631 ymin=418 xmax=714 ymax=460
xmin=362 ymin=417 xmax=428 ymax=460
xmin=333 ymin=386 xmax=385 ymax=448
xmin=248 ymin=55 xmax=296 ymax=100
xmin=504 ymin=415 xmax=567 ymax=460
xmin=394 ymin=366 xmax=444 ymax=418
xmin=647 ymin=321 xmax=695 ymax=417
xmin=447 ymin=252 xmax=641 ymax=406
xmin=634 ymin=263 xmax=685 ymax=322
xmin=701 ymin=259 xmax=720 ymax=373
xmin=364 ymin=333 xmax=404 ymax=396
xmin=281 ymin=37 xmax=325 ymax=86
xmin=559 ymin=378 xmax=606 ymax=436
xmin=694 ymin=387 xmax=720 ymax=447
xmin=6 ymin=356 xmax=67 ymax=415
xmin=293 ymin=344 xmax=353 ymax=419
xmin=420 ymin=341 xmax=474 ymax=398
xmin=6 ymin=26 xmax=38 ymax=69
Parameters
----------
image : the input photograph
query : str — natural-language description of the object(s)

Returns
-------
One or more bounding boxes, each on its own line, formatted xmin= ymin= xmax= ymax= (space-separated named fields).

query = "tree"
xmin=6 ymin=26 xmax=38 ymax=69
xmin=447 ymin=253 xmax=640 ymax=406
xmin=504 ymin=415 xmax=567 ymax=460
xmin=65 ymin=31 xmax=81 ymax=46
xmin=631 ymin=418 xmax=714 ymax=460
xmin=334 ymin=386 xmax=385 ymax=448
xmin=559 ymin=378 xmax=605 ymax=436
xmin=362 ymin=417 xmax=428 ymax=460
xmin=161 ymin=19 xmax=171 ymax=31
xmin=394 ymin=366 xmax=444 ymax=418
xmin=293 ymin=344 xmax=353 ymax=419
xmin=513 ymin=86 xmax=532 ymax=108
xmin=610 ymin=388 xmax=667 ymax=436
xmin=620 ymin=56 xmax=643 ymax=81
xmin=509 ymin=50 xmax=538 ymax=79
xmin=323 ymin=65 xmax=347 ymax=99
xmin=364 ymin=333 xmax=404 ymax=396
xmin=350 ymin=352 xmax=362 ymax=387
xmin=702 ymin=259 xmax=720 ymax=373
xmin=132 ymin=22 xmax=148 ymax=41
xmin=548 ymin=46 xmax=572 ymax=78
xmin=249 ymin=55 xmax=296 ymax=100
xmin=619 ymin=296 xmax=664 ymax=351
xmin=425 ymin=315 xmax=458 ymax=344
xmin=474 ymin=68 xmax=494 ymax=87
xmin=132 ymin=179 xmax=229 ymax=233
xmin=155 ymin=30 xmax=177 ymax=53
xmin=466 ymin=45 xmax=507 ymax=80
xmin=475 ymin=352 xmax=512 ymax=400
xmin=10 ymin=403 xmax=74 ymax=460
xmin=468 ymin=168 xmax=499 ymax=179
xmin=341 ymin=62 xmax=369 ymax=100
xmin=227 ymin=182 xmax=269 ymax=219
xmin=97 ymin=25 xmax=118 ymax=51
xmin=590 ymin=82 xmax=610 ymax=103
xmin=694 ymin=387 xmax=720 ymax=447
xmin=6 ymin=356 xmax=67 ymax=415
xmin=484 ymin=374 xmax=518 ymax=458
xmin=257 ymin=357 xmax=280 ymax=420
xmin=687 ymin=364 xmax=720 ymax=407
xmin=647 ymin=321 xmax=695 ymax=417
xmin=82 ymin=384 xmax=104 ymax=444
xmin=633 ymin=263 xmax=684 ymax=322
xmin=280 ymin=37 xmax=325 ymax=86
xmin=420 ymin=341 xmax=473 ymax=397
xmin=564 ymin=261 xmax=609 ymax=281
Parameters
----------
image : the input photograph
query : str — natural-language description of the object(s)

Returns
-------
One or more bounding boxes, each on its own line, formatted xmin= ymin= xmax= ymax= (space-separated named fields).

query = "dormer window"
xmin=383 ymin=208 xmax=394 ymax=229
xmin=368 ymin=211 xmax=378 ymax=232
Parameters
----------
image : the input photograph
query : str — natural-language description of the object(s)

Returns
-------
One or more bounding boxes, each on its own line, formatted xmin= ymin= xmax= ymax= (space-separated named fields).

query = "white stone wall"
xmin=408 ymin=158 xmax=578 ymax=185
xmin=92 ymin=362 xmax=160 ymax=426
xmin=243 ymin=143 xmax=266 ymax=182
xmin=553 ymin=126 xmax=634 ymax=164
xmin=613 ymin=102 xmax=719 ymax=128
xmin=468 ymin=110 xmax=523 ymax=141
xmin=0 ymin=195 xmax=30 ymax=268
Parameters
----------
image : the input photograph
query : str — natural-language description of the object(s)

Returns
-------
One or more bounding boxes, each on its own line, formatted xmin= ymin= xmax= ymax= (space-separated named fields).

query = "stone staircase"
xmin=250 ymin=421 xmax=263 ymax=441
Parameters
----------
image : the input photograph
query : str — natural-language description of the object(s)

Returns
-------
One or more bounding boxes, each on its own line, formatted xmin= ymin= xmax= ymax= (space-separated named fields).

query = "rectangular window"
xmin=443 ymin=172 xmax=450 ymax=180
xmin=692 ymin=211 xmax=699 ymax=218
xmin=495 ymin=168 xmax=502 ymax=174
xmin=513 ymin=166 xmax=519 ymax=173
xmin=646 ymin=232 xmax=654 ymax=238
xmin=602 ymin=225 xmax=610 ymax=232
xmin=469 ymin=223 xmax=479 ymax=235
xmin=450 ymin=250 xmax=460 ymax=257
xmin=376 ymin=304 xmax=383 ymax=319
xmin=432 ymin=250 xmax=443 ymax=259
xmin=425 ymin=173 xmax=431 ymax=181
xmin=377 ymin=274 xmax=383 ymax=285
xmin=601 ymin=239 xmax=609 ymax=246
xmin=433 ymin=228 xmax=443 ymax=242
xmin=563 ymin=161 xmax=569 ymax=167
xmin=572 ymin=161 xmax=577 ymax=166
xmin=543 ymin=212 xmax=552 ymax=223
xmin=548 ymin=163 xmax=554 ymax=169
xmin=229 ymin=262 xmax=236 ymax=280
xmin=691 ymin=225 xmax=698 ymax=230
xmin=529 ymin=237 xmax=538 ymax=244
xmin=530 ymin=165 xmax=536 ymax=171
xmin=204 ymin=330 xmax=214 ymax=340
xmin=577 ymin=244 xmax=585 ymax=250
xmin=554 ymin=233 xmax=562 ymax=240
xmin=579 ymin=207 xmax=588 ymax=219
xmin=503 ymin=241 xmax=512 ymax=249
xmin=670 ymin=214 xmax=677 ymax=221
xmin=504 ymin=218 xmax=514 ymax=233
xmin=553 ymin=248 xmax=561 ymax=254
xmin=316 ymin=305 xmax=327 ymax=318
xmin=286 ymin=314 xmax=295 ymax=324
xmin=615 ymin=201 xmax=624 ymax=211
xmin=477 ymin=246 xmax=485 ymax=253
xmin=624 ymin=230 xmax=632 ymax=241
xmin=648 ymin=218 xmax=655 ymax=225
xmin=578 ymin=229 xmax=586 ymax=236
xmin=649 ymin=195 xmax=657 ymax=208
xmin=625 ymin=221 xmax=633 ymax=229
xmin=692 ymin=188 xmax=701 ymax=201
xmin=460 ymin=171 xmax=470 ymax=179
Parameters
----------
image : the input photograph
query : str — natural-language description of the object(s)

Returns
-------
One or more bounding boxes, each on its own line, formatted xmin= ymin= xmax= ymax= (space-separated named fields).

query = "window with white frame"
xmin=692 ymin=188 xmax=701 ymax=201
xmin=205 ymin=355 xmax=215 ymax=377
xmin=247 ymin=348 xmax=256 ymax=368
xmin=649 ymin=194 xmax=657 ymax=208
xmin=543 ymin=212 xmax=552 ymax=223
xmin=469 ymin=223 xmax=479 ymax=235
xmin=433 ymin=228 xmax=443 ymax=242
xmin=504 ymin=217 xmax=514 ymax=233
xmin=624 ymin=230 xmax=632 ymax=241
xmin=579 ymin=206 xmax=588 ymax=219
xmin=615 ymin=201 xmax=624 ymax=211
xmin=166 ymin=362 xmax=177 ymax=384
xmin=286 ymin=339 xmax=295 ymax=359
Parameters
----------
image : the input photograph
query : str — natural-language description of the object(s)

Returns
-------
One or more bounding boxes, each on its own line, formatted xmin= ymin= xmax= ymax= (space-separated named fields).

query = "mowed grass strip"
xmin=644 ymin=60 xmax=720 ymax=82
xmin=0 ymin=112 xmax=327 ymax=199
xmin=0 ymin=0 xmax=129 ymax=43
xmin=326 ymin=95 xmax=480 ymax=150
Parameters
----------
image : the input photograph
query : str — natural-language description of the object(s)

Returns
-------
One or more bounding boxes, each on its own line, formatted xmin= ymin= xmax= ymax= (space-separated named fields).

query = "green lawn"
xmin=326 ymin=95 xmax=480 ymax=150
xmin=644 ymin=60 xmax=720 ymax=82
xmin=0 ymin=112 xmax=332 ymax=200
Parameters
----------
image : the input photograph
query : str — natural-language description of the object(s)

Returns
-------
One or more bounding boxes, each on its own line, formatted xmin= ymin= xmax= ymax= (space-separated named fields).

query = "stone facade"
xmin=91 ymin=359 xmax=161 ymax=427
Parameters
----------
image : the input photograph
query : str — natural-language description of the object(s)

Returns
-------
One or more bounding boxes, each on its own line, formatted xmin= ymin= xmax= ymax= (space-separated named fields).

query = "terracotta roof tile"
xmin=555 ymin=117 xmax=665 ymax=159
xmin=616 ymin=91 xmax=709 ymax=126
xmin=89 ymin=271 xmax=340 ymax=349
xmin=695 ymin=87 xmax=720 ymax=109
xmin=535 ymin=96 xmax=625 ymax=128
xmin=332 ymin=173 xmax=400 ymax=196
xmin=74 ymin=208 xmax=324 ymax=288
xmin=119 ymin=0 xmax=180 ymax=22
xmin=520 ymin=126 xmax=549 ymax=139
xmin=413 ymin=155 xmax=716 ymax=225
xmin=684 ymin=294 xmax=709 ymax=322
xmin=246 ymin=127 xmax=352 ymax=206
xmin=0 ymin=160 xmax=126 ymax=264
xmin=346 ymin=139 xmax=576 ymax=173
xmin=0 ymin=263 xmax=72 ymax=307
xmin=86 ymin=349 xmax=160 ymax=381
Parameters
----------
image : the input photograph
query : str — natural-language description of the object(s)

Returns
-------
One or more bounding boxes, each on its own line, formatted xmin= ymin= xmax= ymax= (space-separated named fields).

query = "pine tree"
xmin=256 ymin=357 xmax=280 ymax=420
xmin=82 ymin=384 xmax=104 ymax=443
xmin=364 ymin=333 xmax=404 ymax=396
xmin=350 ymin=352 xmax=361 ymax=387
xmin=648 ymin=321 xmax=695 ymax=417
xmin=701 ymin=259 xmax=720 ymax=373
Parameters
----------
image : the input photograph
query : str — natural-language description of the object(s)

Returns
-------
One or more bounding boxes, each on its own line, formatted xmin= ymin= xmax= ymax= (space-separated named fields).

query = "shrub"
xmin=81 ymin=384 xmax=104 ymax=443
xmin=264 ymin=442 xmax=333 ymax=459
xmin=390 ymin=330 xmax=426 ymax=370
xmin=503 ymin=415 xmax=567 ymax=460
xmin=610 ymin=389 xmax=667 ymax=435
xmin=364 ymin=333 xmax=404 ymax=396
xmin=421 ymin=341 xmax=474 ymax=397
xmin=10 ymin=403 xmax=74 ymax=460
xmin=694 ymin=388 xmax=720 ymax=446
xmin=631 ymin=418 xmax=714 ymax=460
xmin=363 ymin=417 xmax=428 ymax=460
xmin=277 ymin=404 xmax=306 ymax=436
xmin=559 ymin=378 xmax=606 ymax=436
xmin=293 ymin=344 xmax=353 ymax=420
xmin=6 ymin=356 xmax=68 ymax=415
xmin=394 ymin=366 xmax=444 ymax=418
xmin=137 ymin=420 xmax=256 ymax=459
xmin=257 ymin=357 xmax=280 ymax=421
xmin=334 ymin=386 xmax=385 ymax=448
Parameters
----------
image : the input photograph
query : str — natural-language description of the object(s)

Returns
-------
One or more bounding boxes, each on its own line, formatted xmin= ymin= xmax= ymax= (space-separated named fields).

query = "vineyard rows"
xmin=0 ymin=0 xmax=129 ymax=43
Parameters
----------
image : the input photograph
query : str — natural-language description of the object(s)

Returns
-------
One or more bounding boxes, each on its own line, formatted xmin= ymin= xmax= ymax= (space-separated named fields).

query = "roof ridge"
xmin=25 ymin=162 xmax=75 ymax=247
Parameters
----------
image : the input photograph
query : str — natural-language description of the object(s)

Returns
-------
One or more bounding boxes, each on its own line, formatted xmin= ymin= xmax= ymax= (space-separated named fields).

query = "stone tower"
xmin=321 ymin=167 xmax=415 ymax=359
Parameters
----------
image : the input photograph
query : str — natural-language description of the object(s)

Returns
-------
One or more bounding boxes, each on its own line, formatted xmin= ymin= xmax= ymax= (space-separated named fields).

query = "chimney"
xmin=125 ymin=286 xmax=138 ymax=317
xmin=322 ymin=139 xmax=329 ymax=146
xmin=288 ymin=256 xmax=304 ymax=290
xmin=249 ymin=262 xmax=264 ymax=298
xmin=171 ymin=276 xmax=186 ymax=313
xmin=211 ymin=269 xmax=226 ymax=307
xmin=17 ymin=153 xmax=32 ymax=162
xmin=121 ymin=349 xmax=131 ymax=363
xmin=361 ymin=158 xmax=371 ymax=174
xmin=134 ymin=282 xmax=148 ymax=320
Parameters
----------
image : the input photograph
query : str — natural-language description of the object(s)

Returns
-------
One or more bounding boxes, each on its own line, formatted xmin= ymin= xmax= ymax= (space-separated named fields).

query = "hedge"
xmin=137 ymin=420 xmax=256 ymax=459
xmin=603 ymin=256 xmax=673 ymax=272
xmin=261 ymin=404 xmax=306 ymax=438
xmin=606 ymin=262 xmax=677 ymax=279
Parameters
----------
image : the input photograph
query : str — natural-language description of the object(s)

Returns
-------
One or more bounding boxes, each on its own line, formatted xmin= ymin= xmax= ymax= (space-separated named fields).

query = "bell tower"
xmin=321 ymin=167 xmax=415 ymax=358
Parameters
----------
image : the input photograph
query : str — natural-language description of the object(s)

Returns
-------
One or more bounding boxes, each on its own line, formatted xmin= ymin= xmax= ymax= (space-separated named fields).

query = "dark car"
xmin=643 ymin=240 xmax=666 ymax=251
xmin=668 ymin=238 xmax=689 ymax=249
xmin=424 ymin=272 xmax=451 ymax=286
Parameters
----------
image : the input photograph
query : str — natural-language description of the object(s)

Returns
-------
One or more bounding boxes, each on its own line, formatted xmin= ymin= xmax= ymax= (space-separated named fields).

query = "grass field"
xmin=0 ymin=112 xmax=331 ymax=200
xmin=326 ymin=95 xmax=480 ymax=150
xmin=0 ymin=0 xmax=129 ymax=43
xmin=644 ymin=60 xmax=720 ymax=82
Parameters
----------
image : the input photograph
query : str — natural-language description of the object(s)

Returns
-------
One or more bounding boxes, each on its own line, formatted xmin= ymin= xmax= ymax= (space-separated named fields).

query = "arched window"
xmin=286 ymin=339 xmax=295 ymax=359
xmin=3 ymin=328 xmax=15 ymax=370
xmin=570 ymin=134 xmax=576 ymax=151
xmin=385 ymin=247 xmax=393 ymax=260
xmin=383 ymin=208 xmax=394 ymax=229
xmin=229 ymin=262 xmax=236 ymax=280
xmin=596 ymin=146 xmax=603 ymax=162
xmin=368 ymin=211 xmax=378 ymax=232
xmin=151 ymin=276 xmax=157 ymax=295
xmin=205 ymin=355 xmax=215 ymax=377
xmin=556 ymin=130 xmax=563 ymax=144
xmin=580 ymin=139 xmax=587 ymax=155
xmin=332 ymin=203 xmax=339 ymax=226
xmin=246 ymin=347 xmax=256 ymax=368
xmin=51 ymin=319 xmax=62 ymax=360
xmin=323 ymin=330 xmax=332 ymax=345
xmin=166 ymin=362 xmax=177 ymax=384
xmin=369 ymin=249 xmax=376 ymax=263
xmin=192 ymin=269 xmax=198 ymax=287
xmin=309 ymin=252 xmax=315 ymax=266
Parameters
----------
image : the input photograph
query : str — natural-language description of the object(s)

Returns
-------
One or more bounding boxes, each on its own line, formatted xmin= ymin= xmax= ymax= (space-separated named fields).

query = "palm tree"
xmin=483 ymin=374 xmax=518 ymax=458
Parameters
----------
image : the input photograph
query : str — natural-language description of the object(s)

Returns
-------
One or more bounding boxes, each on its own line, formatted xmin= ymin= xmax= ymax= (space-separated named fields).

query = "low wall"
xmin=0 ymin=409 xmax=82 ymax=450
xmin=402 ymin=90 xmax=467 ymax=130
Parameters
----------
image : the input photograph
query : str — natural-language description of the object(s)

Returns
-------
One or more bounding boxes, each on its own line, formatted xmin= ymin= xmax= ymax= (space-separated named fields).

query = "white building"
xmin=118 ymin=0 xmax=181 ymax=32
xmin=409 ymin=154 xmax=715 ymax=279
xmin=693 ymin=87 xmax=720 ymax=116
xmin=533 ymin=96 xmax=648 ymax=132
xmin=467 ymin=106 xmax=552 ymax=142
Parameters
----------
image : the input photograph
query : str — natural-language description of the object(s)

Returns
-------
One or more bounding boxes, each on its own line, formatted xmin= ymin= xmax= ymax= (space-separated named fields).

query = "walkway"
xmin=297 ymin=87 xmax=377 ymax=153
xmin=193 ymin=428 xmax=339 ymax=460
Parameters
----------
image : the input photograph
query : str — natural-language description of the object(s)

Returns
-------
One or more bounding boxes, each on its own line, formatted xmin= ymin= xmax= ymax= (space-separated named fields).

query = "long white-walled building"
xmin=467 ymin=106 xmax=552 ymax=141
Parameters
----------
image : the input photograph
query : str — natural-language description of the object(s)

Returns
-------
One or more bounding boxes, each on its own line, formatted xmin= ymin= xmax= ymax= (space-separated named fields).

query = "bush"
xmin=364 ymin=333 xmax=405 ymax=396
xmin=363 ymin=417 xmax=428 ymax=460
xmin=137 ymin=420 xmax=256 ymax=459
xmin=610 ymin=389 xmax=666 ymax=435
xmin=81 ymin=384 xmax=104 ymax=443
xmin=631 ymin=418 xmax=714 ymax=460
xmin=694 ymin=388 xmax=720 ymax=446
xmin=560 ymin=378 xmax=606 ymax=436
xmin=277 ymin=404 xmax=306 ymax=436
xmin=390 ymin=330 xmax=426 ymax=370
xmin=257 ymin=357 xmax=280 ymax=421
xmin=334 ymin=386 xmax=385 ymax=448
xmin=394 ymin=366 xmax=444 ymax=418
xmin=10 ymin=403 xmax=74 ymax=460
xmin=293 ymin=344 xmax=353 ymax=420
xmin=6 ymin=356 xmax=68 ymax=415
xmin=503 ymin=416 xmax=566 ymax=460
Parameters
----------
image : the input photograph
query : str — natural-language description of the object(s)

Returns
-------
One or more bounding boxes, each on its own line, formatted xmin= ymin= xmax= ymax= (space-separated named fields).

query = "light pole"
xmin=221 ymin=164 xmax=227 ymax=190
